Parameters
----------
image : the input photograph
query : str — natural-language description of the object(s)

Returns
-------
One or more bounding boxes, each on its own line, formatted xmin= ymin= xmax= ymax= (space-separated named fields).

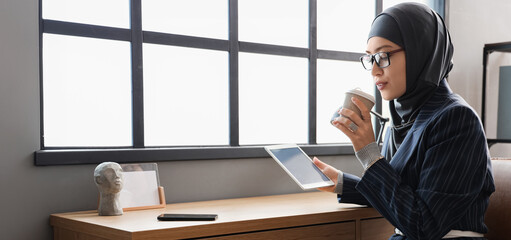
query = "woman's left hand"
xmin=332 ymin=97 xmax=376 ymax=151
xmin=313 ymin=157 xmax=338 ymax=193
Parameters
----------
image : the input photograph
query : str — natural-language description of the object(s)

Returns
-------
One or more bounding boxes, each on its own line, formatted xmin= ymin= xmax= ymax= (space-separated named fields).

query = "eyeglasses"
xmin=360 ymin=48 xmax=404 ymax=71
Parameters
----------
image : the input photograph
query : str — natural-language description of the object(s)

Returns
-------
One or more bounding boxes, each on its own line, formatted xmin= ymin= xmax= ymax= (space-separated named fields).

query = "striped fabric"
xmin=339 ymin=80 xmax=495 ymax=240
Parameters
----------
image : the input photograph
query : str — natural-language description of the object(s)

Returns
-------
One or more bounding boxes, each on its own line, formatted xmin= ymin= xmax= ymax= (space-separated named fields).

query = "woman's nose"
xmin=371 ymin=62 xmax=383 ymax=76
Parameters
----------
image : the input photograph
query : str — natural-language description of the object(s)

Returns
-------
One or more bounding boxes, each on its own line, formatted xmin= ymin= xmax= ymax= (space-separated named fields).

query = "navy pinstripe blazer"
xmin=339 ymin=80 xmax=495 ymax=240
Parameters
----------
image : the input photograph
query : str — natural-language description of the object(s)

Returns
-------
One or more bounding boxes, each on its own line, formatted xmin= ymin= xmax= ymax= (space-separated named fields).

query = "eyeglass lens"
xmin=361 ymin=52 xmax=390 ymax=70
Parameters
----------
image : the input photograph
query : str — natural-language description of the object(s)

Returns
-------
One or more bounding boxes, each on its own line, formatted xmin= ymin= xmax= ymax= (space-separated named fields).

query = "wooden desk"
xmin=51 ymin=192 xmax=394 ymax=240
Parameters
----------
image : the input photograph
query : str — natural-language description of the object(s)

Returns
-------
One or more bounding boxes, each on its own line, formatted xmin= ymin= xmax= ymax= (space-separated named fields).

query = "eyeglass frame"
xmin=360 ymin=48 xmax=404 ymax=71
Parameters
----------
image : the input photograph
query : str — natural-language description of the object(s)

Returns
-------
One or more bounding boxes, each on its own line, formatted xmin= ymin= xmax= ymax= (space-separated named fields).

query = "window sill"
xmin=34 ymin=144 xmax=355 ymax=166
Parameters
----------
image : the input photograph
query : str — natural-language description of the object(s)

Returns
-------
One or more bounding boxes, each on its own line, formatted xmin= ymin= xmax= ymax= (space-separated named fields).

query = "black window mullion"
xmin=229 ymin=0 xmax=239 ymax=146
xmin=143 ymin=31 xmax=229 ymax=51
xmin=317 ymin=50 xmax=363 ymax=61
xmin=309 ymin=0 xmax=318 ymax=144
xmin=375 ymin=0 xmax=383 ymax=15
xmin=39 ymin=0 xmax=45 ymax=149
xmin=131 ymin=0 xmax=144 ymax=148
xmin=239 ymin=42 xmax=308 ymax=57
xmin=42 ymin=20 xmax=131 ymax=41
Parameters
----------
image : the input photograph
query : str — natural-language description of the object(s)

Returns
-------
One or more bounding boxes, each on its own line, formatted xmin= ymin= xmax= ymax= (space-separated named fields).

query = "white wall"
xmin=0 ymin=1 xmax=363 ymax=239
xmin=447 ymin=0 xmax=511 ymax=156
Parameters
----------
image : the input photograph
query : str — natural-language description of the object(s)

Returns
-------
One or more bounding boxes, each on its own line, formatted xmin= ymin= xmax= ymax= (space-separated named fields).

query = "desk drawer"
xmin=205 ymin=221 xmax=356 ymax=240
xmin=360 ymin=217 xmax=395 ymax=240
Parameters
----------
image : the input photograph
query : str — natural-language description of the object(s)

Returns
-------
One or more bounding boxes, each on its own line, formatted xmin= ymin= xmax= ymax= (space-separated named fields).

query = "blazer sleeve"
xmin=337 ymin=172 xmax=371 ymax=206
xmin=355 ymin=105 xmax=490 ymax=239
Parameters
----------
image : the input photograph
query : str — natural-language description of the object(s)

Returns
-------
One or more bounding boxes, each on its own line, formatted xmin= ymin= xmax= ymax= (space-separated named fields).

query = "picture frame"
xmin=119 ymin=163 xmax=166 ymax=211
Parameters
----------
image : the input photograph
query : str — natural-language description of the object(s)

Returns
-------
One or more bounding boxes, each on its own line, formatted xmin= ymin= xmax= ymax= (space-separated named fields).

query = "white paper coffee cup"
xmin=342 ymin=89 xmax=375 ymax=118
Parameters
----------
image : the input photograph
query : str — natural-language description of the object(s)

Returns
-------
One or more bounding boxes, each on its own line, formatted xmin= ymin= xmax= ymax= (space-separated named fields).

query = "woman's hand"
xmin=332 ymin=97 xmax=376 ymax=151
xmin=313 ymin=157 xmax=338 ymax=193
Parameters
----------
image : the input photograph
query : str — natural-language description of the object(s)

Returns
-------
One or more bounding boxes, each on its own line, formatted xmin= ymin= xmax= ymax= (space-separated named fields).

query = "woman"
xmin=313 ymin=3 xmax=495 ymax=239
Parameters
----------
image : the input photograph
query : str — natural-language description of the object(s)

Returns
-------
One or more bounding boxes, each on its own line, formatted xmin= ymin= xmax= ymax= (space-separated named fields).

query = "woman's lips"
xmin=376 ymin=81 xmax=387 ymax=90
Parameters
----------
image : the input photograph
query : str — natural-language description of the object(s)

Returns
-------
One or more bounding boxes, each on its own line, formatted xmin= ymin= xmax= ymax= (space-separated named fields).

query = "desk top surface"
xmin=51 ymin=192 xmax=380 ymax=239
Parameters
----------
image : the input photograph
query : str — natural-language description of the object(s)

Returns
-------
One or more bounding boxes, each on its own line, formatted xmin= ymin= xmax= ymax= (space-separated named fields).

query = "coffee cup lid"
xmin=346 ymin=89 xmax=375 ymax=103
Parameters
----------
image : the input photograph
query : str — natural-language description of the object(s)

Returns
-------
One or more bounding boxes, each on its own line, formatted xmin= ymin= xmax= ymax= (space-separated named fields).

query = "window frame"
xmin=35 ymin=0 xmax=395 ymax=166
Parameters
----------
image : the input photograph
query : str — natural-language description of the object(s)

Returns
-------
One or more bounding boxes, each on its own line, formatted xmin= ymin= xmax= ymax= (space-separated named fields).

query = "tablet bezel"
xmin=264 ymin=144 xmax=334 ymax=190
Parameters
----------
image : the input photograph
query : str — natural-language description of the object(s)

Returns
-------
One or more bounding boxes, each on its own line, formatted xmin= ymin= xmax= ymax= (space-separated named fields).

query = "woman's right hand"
xmin=332 ymin=97 xmax=376 ymax=152
xmin=313 ymin=157 xmax=339 ymax=193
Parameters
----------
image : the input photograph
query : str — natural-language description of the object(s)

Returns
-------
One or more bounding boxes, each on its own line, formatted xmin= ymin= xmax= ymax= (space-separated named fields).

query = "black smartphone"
xmin=157 ymin=213 xmax=218 ymax=221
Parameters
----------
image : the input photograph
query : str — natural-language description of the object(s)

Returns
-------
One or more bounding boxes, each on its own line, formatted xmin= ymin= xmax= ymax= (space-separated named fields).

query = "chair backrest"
xmin=485 ymin=158 xmax=511 ymax=239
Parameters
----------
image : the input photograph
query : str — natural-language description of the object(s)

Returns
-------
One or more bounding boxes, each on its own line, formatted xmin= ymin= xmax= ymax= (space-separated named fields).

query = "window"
xmin=36 ymin=0 xmax=443 ymax=165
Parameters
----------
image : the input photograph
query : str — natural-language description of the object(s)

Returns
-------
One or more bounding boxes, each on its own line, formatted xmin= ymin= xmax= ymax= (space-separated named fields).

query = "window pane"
xmin=239 ymin=0 xmax=308 ymax=47
xmin=143 ymin=44 xmax=229 ymax=146
xmin=142 ymin=0 xmax=228 ymax=40
xmin=239 ymin=53 xmax=308 ymax=145
xmin=42 ymin=0 xmax=129 ymax=28
xmin=384 ymin=0 xmax=428 ymax=9
xmin=43 ymin=34 xmax=132 ymax=147
xmin=317 ymin=0 xmax=375 ymax=53
xmin=316 ymin=59 xmax=374 ymax=144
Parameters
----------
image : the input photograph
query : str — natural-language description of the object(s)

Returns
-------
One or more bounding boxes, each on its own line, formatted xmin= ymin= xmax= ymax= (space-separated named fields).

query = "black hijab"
xmin=368 ymin=3 xmax=454 ymax=158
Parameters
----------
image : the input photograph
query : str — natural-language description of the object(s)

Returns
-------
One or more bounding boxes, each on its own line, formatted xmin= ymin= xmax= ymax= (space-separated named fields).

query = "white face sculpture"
xmin=95 ymin=162 xmax=123 ymax=194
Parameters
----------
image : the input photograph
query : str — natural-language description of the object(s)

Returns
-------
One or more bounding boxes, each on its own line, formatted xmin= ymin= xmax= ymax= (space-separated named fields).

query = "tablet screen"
xmin=265 ymin=145 xmax=333 ymax=189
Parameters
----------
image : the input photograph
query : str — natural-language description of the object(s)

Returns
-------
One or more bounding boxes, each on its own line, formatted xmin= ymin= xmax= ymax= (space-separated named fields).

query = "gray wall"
xmin=0 ymin=1 xmax=363 ymax=239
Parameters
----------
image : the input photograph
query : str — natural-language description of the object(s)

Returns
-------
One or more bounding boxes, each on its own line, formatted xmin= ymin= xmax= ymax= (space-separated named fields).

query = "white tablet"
xmin=264 ymin=144 xmax=334 ymax=190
